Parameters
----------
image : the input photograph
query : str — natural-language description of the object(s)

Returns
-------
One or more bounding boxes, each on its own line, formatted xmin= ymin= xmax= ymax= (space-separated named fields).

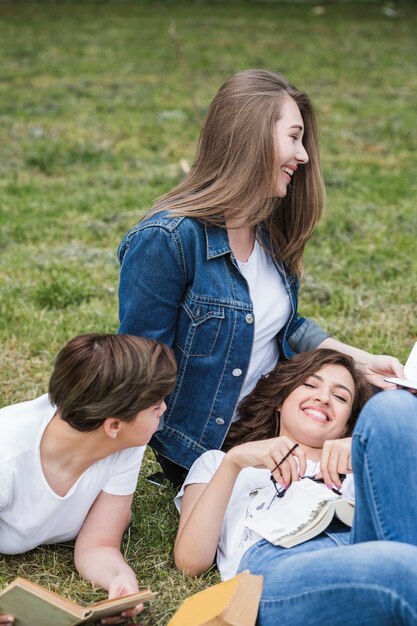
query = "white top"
xmin=234 ymin=240 xmax=291 ymax=419
xmin=175 ymin=450 xmax=323 ymax=581
xmin=0 ymin=394 xmax=145 ymax=554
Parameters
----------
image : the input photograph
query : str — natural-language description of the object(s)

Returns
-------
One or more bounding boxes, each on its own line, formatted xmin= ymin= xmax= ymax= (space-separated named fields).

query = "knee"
xmin=356 ymin=389 xmax=417 ymax=435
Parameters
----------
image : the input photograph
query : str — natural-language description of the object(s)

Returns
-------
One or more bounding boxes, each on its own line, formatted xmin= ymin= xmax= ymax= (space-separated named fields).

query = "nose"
xmin=296 ymin=143 xmax=309 ymax=164
xmin=314 ymin=388 xmax=330 ymax=405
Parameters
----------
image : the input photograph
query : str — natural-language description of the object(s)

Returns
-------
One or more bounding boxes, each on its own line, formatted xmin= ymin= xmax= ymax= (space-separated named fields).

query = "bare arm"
xmin=174 ymin=437 xmax=306 ymax=576
xmin=74 ymin=491 xmax=143 ymax=622
xmin=319 ymin=337 xmax=404 ymax=389
xmin=174 ymin=456 xmax=241 ymax=576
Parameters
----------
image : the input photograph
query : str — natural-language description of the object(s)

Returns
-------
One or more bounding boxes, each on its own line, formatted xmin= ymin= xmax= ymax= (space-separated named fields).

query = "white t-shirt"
xmin=0 ymin=394 xmax=145 ymax=555
xmin=234 ymin=241 xmax=291 ymax=419
xmin=175 ymin=450 xmax=322 ymax=581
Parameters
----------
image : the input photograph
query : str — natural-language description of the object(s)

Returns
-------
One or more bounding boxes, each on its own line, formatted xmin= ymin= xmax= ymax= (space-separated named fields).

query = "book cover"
xmin=0 ymin=577 xmax=155 ymax=626
xmin=167 ymin=571 xmax=263 ymax=626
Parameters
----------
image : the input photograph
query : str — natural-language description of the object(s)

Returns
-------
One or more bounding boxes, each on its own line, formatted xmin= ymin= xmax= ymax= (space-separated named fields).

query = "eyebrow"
xmin=290 ymin=124 xmax=303 ymax=132
xmin=310 ymin=374 xmax=353 ymax=399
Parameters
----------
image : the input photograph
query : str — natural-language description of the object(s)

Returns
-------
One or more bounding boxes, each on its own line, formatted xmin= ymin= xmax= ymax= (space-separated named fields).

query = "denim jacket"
xmin=118 ymin=213 xmax=329 ymax=469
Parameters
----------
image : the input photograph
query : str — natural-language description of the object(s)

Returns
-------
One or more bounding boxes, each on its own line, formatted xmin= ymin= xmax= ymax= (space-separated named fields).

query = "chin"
xmin=275 ymin=186 xmax=288 ymax=198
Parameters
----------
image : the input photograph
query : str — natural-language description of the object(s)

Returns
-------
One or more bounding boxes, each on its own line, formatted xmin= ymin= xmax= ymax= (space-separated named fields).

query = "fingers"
xmin=0 ymin=617 xmax=14 ymax=626
xmin=100 ymin=615 xmax=128 ymax=625
xmin=320 ymin=439 xmax=352 ymax=490
xmin=122 ymin=603 xmax=144 ymax=617
xmin=388 ymin=357 xmax=405 ymax=379
xmin=271 ymin=439 xmax=304 ymax=488
xmin=293 ymin=446 xmax=307 ymax=478
xmin=100 ymin=604 xmax=144 ymax=625
xmin=366 ymin=355 xmax=405 ymax=388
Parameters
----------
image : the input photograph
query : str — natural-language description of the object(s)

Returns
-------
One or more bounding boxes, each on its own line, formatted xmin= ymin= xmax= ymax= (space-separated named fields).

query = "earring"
xmin=112 ymin=432 xmax=117 ymax=439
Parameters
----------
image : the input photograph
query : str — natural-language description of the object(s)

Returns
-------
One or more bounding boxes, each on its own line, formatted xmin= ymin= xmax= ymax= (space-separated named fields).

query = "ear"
xmin=103 ymin=418 xmax=122 ymax=440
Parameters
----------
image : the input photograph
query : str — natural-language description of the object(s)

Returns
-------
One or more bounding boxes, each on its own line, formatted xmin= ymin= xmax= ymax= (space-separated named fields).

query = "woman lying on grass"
xmin=174 ymin=349 xmax=417 ymax=625
xmin=0 ymin=333 xmax=176 ymax=626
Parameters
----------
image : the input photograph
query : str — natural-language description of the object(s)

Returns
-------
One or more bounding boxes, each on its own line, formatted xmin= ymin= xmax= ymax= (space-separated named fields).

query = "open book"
xmin=385 ymin=341 xmax=417 ymax=390
xmin=167 ymin=571 xmax=263 ymax=626
xmin=245 ymin=478 xmax=354 ymax=549
xmin=0 ymin=577 xmax=155 ymax=626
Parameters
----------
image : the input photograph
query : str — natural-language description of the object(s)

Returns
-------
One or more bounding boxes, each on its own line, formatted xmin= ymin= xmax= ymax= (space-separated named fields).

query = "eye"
xmin=334 ymin=394 xmax=348 ymax=403
xmin=303 ymin=382 xmax=316 ymax=389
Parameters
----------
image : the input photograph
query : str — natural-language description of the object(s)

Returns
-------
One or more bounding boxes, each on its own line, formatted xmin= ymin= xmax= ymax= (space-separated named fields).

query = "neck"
xmin=226 ymin=223 xmax=256 ymax=262
xmin=40 ymin=413 xmax=118 ymax=472
xmin=278 ymin=426 xmax=324 ymax=463
xmin=297 ymin=443 xmax=322 ymax=463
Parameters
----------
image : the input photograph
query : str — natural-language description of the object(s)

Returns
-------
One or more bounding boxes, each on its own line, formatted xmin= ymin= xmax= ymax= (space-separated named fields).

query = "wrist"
xmin=224 ymin=446 xmax=248 ymax=472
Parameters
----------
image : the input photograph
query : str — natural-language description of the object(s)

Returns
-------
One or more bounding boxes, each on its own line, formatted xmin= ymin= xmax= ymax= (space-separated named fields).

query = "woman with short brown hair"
xmin=0 ymin=333 xmax=176 ymax=626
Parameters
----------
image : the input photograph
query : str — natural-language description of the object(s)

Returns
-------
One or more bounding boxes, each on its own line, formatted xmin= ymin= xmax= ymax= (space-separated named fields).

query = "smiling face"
xmin=273 ymin=96 xmax=309 ymax=197
xmin=278 ymin=364 xmax=355 ymax=448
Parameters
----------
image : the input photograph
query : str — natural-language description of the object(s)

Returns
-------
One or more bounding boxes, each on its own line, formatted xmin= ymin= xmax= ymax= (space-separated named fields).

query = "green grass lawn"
xmin=0 ymin=0 xmax=416 ymax=623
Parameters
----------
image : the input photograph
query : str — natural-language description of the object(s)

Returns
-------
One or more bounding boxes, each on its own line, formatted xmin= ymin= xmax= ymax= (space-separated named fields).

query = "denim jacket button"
xmin=215 ymin=417 xmax=225 ymax=425
xmin=232 ymin=368 xmax=242 ymax=377
xmin=245 ymin=313 xmax=254 ymax=324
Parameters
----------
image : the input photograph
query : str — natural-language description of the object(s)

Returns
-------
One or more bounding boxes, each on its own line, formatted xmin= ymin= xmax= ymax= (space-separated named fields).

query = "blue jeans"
xmin=237 ymin=390 xmax=417 ymax=625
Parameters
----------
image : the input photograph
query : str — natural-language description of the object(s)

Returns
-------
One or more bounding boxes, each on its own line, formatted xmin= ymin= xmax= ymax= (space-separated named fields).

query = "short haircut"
xmin=48 ymin=333 xmax=177 ymax=431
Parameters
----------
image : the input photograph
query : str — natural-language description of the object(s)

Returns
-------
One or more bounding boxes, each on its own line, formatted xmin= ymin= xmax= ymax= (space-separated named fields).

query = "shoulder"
xmin=118 ymin=212 xmax=207 ymax=263
xmin=0 ymin=394 xmax=54 ymax=462
xmin=185 ymin=450 xmax=225 ymax=485
xmin=174 ymin=450 xmax=225 ymax=511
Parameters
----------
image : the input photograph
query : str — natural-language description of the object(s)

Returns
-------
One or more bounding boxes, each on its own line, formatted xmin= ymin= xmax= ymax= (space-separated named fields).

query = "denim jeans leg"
xmin=238 ymin=538 xmax=417 ymax=626
xmin=351 ymin=390 xmax=417 ymax=544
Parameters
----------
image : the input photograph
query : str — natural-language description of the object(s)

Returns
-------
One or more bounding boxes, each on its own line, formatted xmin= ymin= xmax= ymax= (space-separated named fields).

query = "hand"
xmin=0 ymin=615 xmax=14 ymax=626
xmin=317 ymin=437 xmax=352 ymax=490
xmin=318 ymin=338 xmax=404 ymax=390
xmin=227 ymin=436 xmax=307 ymax=488
xmin=100 ymin=573 xmax=144 ymax=625
xmin=360 ymin=354 xmax=404 ymax=389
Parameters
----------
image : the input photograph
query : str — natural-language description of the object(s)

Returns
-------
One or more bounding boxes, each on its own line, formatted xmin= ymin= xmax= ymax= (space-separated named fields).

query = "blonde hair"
xmin=147 ymin=69 xmax=325 ymax=275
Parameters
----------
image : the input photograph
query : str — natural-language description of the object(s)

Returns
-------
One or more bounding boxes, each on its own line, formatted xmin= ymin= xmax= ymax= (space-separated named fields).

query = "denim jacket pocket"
xmin=174 ymin=294 xmax=225 ymax=357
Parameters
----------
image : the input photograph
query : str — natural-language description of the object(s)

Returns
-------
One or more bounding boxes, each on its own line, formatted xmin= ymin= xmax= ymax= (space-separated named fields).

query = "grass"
xmin=0 ymin=0 xmax=416 ymax=623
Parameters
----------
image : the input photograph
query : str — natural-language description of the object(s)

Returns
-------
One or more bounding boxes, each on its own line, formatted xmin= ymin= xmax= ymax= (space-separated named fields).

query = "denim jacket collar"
xmin=204 ymin=222 xmax=231 ymax=259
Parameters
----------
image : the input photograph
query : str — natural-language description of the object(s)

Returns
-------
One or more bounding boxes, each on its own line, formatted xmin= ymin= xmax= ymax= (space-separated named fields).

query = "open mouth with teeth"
xmin=302 ymin=407 xmax=331 ymax=423
xmin=282 ymin=166 xmax=294 ymax=183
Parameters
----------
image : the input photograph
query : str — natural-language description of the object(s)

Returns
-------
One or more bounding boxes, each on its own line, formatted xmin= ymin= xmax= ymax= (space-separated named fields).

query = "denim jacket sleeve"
xmin=118 ymin=223 xmax=187 ymax=345
xmin=287 ymin=315 xmax=330 ymax=353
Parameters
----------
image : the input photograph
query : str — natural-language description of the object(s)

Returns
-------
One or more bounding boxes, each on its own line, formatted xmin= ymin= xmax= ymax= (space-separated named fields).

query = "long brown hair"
xmin=223 ymin=349 xmax=374 ymax=450
xmin=147 ymin=69 xmax=325 ymax=275
xmin=49 ymin=333 xmax=177 ymax=431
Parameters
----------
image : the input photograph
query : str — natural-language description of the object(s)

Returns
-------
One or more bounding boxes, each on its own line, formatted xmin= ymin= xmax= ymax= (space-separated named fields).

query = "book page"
xmin=404 ymin=342 xmax=417 ymax=380
xmin=245 ymin=479 xmax=340 ymax=546
xmin=334 ymin=499 xmax=354 ymax=527
xmin=385 ymin=341 xmax=417 ymax=388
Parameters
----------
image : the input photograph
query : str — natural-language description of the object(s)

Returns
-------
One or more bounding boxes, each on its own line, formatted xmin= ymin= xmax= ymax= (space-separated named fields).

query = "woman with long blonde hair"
xmin=118 ymin=69 xmax=403 ymax=485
